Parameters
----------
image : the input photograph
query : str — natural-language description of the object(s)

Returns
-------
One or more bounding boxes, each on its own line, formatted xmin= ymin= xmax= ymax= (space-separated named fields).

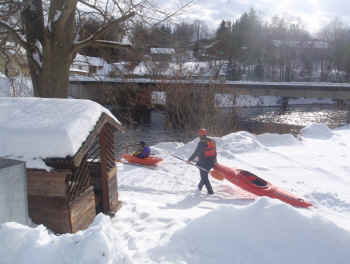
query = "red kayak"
xmin=122 ymin=154 xmax=163 ymax=166
xmin=212 ymin=163 xmax=312 ymax=208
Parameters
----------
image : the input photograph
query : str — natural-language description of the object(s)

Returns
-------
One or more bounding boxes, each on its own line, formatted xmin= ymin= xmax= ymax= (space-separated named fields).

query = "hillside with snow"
xmin=1 ymin=124 xmax=350 ymax=264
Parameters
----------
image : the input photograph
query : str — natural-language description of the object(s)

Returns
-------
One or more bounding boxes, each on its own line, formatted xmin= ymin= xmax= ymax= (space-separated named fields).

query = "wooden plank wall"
xmin=28 ymin=170 xmax=67 ymax=197
xmin=69 ymin=186 xmax=96 ymax=233
xmin=107 ymin=167 xmax=119 ymax=212
xmin=28 ymin=195 xmax=71 ymax=233
xmin=99 ymin=124 xmax=119 ymax=214
xmin=27 ymin=169 xmax=96 ymax=234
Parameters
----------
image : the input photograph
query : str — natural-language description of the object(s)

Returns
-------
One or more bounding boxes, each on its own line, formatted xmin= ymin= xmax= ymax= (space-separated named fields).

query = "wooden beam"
xmin=27 ymin=170 xmax=68 ymax=197
xmin=73 ymin=113 xmax=124 ymax=167
xmin=99 ymin=125 xmax=110 ymax=213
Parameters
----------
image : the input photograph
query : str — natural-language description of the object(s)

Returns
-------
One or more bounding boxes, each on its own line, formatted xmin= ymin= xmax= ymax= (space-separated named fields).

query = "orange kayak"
xmin=212 ymin=163 xmax=312 ymax=208
xmin=210 ymin=169 xmax=225 ymax=181
xmin=122 ymin=154 xmax=163 ymax=166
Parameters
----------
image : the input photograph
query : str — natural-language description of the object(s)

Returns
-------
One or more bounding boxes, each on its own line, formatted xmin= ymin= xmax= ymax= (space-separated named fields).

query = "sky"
xmin=1 ymin=97 xmax=350 ymax=263
xmin=157 ymin=0 xmax=350 ymax=34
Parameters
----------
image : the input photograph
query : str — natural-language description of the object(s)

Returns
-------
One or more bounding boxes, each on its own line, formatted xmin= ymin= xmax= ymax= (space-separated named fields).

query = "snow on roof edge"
xmin=0 ymin=97 xmax=122 ymax=169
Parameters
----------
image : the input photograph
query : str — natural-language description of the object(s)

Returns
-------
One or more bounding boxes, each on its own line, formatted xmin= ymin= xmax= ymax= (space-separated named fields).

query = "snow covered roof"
xmin=0 ymin=98 xmax=121 ymax=169
xmin=70 ymin=68 xmax=89 ymax=75
xmin=150 ymin=48 xmax=175 ymax=55
xmin=73 ymin=54 xmax=106 ymax=67
xmin=272 ymin=40 xmax=328 ymax=49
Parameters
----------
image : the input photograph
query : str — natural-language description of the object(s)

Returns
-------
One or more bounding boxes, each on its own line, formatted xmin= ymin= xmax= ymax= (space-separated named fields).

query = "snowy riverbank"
xmin=1 ymin=123 xmax=350 ymax=263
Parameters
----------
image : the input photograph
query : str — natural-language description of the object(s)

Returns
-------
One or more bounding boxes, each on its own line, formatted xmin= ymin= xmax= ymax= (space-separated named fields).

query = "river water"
xmin=115 ymin=111 xmax=190 ymax=158
xmin=115 ymin=104 xmax=350 ymax=157
xmin=244 ymin=105 xmax=350 ymax=128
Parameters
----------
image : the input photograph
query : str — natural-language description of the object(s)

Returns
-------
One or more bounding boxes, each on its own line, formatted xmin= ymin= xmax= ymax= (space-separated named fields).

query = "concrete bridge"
xmin=69 ymin=78 xmax=350 ymax=101
xmin=69 ymin=78 xmax=350 ymax=126
xmin=222 ymin=81 xmax=350 ymax=100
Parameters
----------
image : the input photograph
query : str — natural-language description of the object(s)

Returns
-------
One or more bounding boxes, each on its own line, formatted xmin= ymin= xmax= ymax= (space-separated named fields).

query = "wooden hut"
xmin=0 ymin=98 xmax=123 ymax=233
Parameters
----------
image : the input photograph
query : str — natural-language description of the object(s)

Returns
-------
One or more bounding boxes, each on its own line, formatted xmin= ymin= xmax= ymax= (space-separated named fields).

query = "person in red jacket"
xmin=188 ymin=128 xmax=217 ymax=195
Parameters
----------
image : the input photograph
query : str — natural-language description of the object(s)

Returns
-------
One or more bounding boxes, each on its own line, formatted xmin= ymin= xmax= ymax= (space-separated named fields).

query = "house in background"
xmin=69 ymin=47 xmax=225 ymax=81
xmin=70 ymin=54 xmax=106 ymax=76
xmin=0 ymin=42 xmax=30 ymax=78
xmin=150 ymin=48 xmax=176 ymax=62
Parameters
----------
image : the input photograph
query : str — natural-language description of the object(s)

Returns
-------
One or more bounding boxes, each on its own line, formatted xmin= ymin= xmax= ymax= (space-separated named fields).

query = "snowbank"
xmin=151 ymin=198 xmax=350 ymax=264
xmin=1 ymin=123 xmax=350 ymax=264
xmin=301 ymin=123 xmax=334 ymax=139
xmin=0 ymin=214 xmax=131 ymax=264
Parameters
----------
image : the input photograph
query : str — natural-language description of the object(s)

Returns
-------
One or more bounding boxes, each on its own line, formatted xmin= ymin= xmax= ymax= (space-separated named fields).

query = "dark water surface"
xmin=115 ymin=105 xmax=350 ymax=158
xmin=115 ymin=111 xmax=193 ymax=158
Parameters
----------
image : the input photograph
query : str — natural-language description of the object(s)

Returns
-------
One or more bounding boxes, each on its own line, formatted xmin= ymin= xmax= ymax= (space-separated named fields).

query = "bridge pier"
xmin=279 ymin=97 xmax=289 ymax=114
xmin=162 ymin=83 xmax=218 ymax=129
xmin=99 ymin=82 xmax=153 ymax=125
xmin=335 ymin=99 xmax=346 ymax=109
xmin=69 ymin=81 xmax=154 ymax=125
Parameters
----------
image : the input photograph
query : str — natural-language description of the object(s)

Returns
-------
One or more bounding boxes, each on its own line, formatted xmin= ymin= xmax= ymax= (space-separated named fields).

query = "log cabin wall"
xmin=27 ymin=169 xmax=96 ymax=234
xmin=69 ymin=186 xmax=96 ymax=233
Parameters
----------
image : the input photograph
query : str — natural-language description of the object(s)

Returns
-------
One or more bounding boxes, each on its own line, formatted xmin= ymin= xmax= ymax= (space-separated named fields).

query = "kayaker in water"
xmin=188 ymin=129 xmax=217 ymax=195
xmin=133 ymin=141 xmax=151 ymax=159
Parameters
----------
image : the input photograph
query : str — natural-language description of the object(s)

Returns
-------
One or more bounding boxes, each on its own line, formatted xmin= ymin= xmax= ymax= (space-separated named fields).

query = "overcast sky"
xmin=157 ymin=0 xmax=350 ymax=34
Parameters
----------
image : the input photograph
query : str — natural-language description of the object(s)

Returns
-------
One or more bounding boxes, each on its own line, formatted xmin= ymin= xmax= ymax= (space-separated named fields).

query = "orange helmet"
xmin=199 ymin=128 xmax=207 ymax=136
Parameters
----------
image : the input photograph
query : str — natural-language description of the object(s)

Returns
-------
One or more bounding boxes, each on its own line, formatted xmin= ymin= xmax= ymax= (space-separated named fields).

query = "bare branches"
xmin=134 ymin=0 xmax=196 ymax=27
xmin=0 ymin=0 xmax=198 ymax=98
xmin=73 ymin=11 xmax=135 ymax=52
xmin=152 ymin=0 xmax=196 ymax=27
xmin=78 ymin=0 xmax=105 ymax=18
xmin=58 ymin=0 xmax=79 ymax=26
xmin=91 ymin=39 xmax=132 ymax=49
xmin=0 ymin=20 xmax=29 ymax=49
xmin=113 ymin=0 xmax=124 ymax=14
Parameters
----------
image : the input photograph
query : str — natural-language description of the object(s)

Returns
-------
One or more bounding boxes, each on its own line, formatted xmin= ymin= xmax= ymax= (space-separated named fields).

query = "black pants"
xmin=197 ymin=159 xmax=215 ymax=194
xmin=198 ymin=169 xmax=214 ymax=194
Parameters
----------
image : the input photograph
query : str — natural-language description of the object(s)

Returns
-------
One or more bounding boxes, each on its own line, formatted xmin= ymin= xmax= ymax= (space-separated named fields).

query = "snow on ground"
xmin=0 ymin=75 xmax=33 ymax=97
xmin=0 ymin=73 xmax=11 ymax=97
xmin=2 ymin=124 xmax=350 ymax=263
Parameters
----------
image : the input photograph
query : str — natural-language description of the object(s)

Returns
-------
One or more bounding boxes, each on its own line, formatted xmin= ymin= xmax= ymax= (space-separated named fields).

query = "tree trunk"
xmin=18 ymin=0 xmax=133 ymax=98
xmin=35 ymin=30 xmax=74 ymax=98
xmin=29 ymin=48 xmax=73 ymax=98
xmin=22 ymin=0 xmax=76 ymax=98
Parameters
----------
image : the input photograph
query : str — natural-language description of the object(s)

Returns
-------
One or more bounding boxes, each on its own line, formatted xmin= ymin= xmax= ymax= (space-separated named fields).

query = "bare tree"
xmin=193 ymin=19 xmax=210 ymax=41
xmin=0 ymin=0 xmax=195 ymax=98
